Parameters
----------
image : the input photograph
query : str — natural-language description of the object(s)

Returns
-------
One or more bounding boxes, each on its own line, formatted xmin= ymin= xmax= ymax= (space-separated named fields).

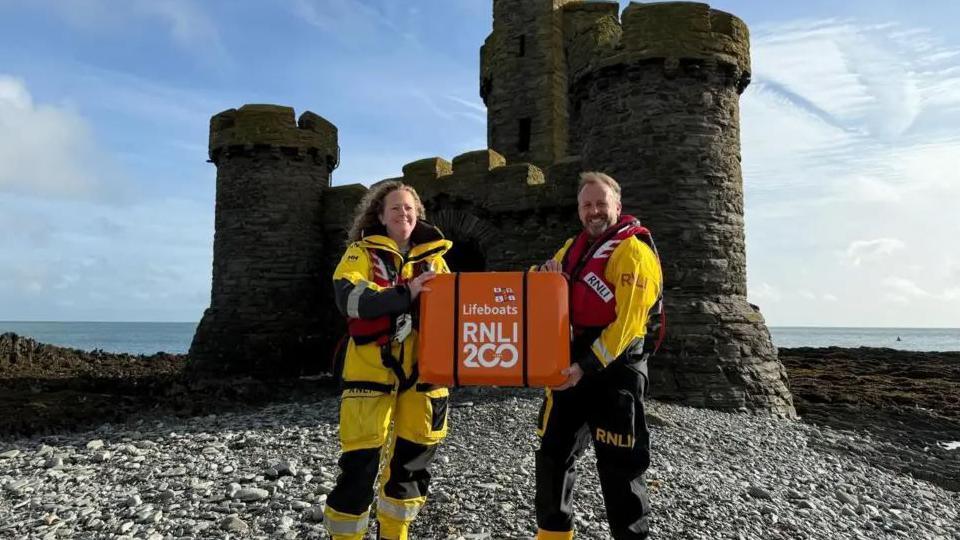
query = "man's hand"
xmin=540 ymin=259 xmax=562 ymax=273
xmin=408 ymin=271 xmax=436 ymax=300
xmin=551 ymin=363 xmax=584 ymax=391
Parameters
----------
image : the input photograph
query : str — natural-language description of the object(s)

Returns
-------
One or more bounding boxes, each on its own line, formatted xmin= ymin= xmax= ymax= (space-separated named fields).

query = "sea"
xmin=1 ymin=322 xmax=958 ymax=355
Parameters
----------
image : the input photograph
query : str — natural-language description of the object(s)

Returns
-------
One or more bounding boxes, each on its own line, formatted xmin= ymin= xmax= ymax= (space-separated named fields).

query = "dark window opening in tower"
xmin=518 ymin=118 xmax=531 ymax=153
xmin=443 ymin=238 xmax=486 ymax=273
xmin=518 ymin=35 xmax=526 ymax=57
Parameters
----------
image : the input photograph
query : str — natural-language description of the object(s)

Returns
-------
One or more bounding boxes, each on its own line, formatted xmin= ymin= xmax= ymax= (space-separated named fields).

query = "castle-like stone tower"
xmin=190 ymin=2 xmax=794 ymax=416
xmin=563 ymin=3 xmax=791 ymax=414
xmin=189 ymin=105 xmax=339 ymax=377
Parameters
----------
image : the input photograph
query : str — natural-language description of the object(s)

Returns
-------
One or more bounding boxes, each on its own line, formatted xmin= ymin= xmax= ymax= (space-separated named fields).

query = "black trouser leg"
xmin=590 ymin=363 xmax=651 ymax=539
xmin=326 ymin=447 xmax=381 ymax=515
xmin=535 ymin=388 xmax=591 ymax=533
xmin=382 ymin=437 xmax=438 ymax=500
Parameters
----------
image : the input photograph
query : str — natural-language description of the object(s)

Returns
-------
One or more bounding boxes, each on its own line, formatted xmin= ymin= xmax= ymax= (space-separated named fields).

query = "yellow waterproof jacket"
xmin=550 ymin=234 xmax=663 ymax=372
xmin=332 ymin=222 xmax=452 ymax=388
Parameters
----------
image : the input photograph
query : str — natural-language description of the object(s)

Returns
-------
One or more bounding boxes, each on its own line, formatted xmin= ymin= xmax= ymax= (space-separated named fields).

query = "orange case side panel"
xmin=417 ymin=274 xmax=456 ymax=386
xmin=527 ymin=273 xmax=570 ymax=387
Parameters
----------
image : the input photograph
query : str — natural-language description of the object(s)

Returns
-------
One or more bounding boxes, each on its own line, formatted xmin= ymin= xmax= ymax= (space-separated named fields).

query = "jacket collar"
xmin=359 ymin=221 xmax=452 ymax=262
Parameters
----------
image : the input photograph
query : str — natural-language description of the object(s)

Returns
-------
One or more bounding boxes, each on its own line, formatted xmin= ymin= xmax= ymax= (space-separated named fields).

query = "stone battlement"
xmin=397 ymin=149 xmax=543 ymax=188
xmin=562 ymin=1 xmax=750 ymax=90
xmin=208 ymin=105 xmax=339 ymax=166
xmin=335 ymin=149 xmax=573 ymax=223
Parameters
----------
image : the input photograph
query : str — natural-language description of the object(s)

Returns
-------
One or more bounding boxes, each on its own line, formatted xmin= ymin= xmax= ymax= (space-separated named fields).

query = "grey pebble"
xmin=235 ymin=487 xmax=269 ymax=501
xmin=219 ymin=514 xmax=248 ymax=532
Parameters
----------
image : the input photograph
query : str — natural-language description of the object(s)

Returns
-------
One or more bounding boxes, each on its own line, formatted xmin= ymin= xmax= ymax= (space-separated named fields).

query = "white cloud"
xmin=845 ymin=238 xmax=905 ymax=266
xmin=882 ymin=276 xmax=932 ymax=298
xmin=0 ymin=75 xmax=117 ymax=199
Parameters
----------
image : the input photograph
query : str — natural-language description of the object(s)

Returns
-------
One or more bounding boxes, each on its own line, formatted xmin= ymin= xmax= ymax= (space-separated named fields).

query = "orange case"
xmin=418 ymin=272 xmax=570 ymax=387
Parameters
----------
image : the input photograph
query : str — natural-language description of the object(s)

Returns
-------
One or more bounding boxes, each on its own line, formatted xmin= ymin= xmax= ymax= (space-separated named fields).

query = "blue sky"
xmin=0 ymin=0 xmax=958 ymax=327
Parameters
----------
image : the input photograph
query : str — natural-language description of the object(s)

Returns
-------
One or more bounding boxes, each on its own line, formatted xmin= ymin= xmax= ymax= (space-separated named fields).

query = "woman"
xmin=323 ymin=181 xmax=452 ymax=540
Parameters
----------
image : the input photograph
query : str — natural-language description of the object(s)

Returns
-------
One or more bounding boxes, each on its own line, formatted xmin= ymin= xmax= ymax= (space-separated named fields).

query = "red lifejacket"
xmin=347 ymin=250 xmax=431 ymax=345
xmin=562 ymin=215 xmax=651 ymax=329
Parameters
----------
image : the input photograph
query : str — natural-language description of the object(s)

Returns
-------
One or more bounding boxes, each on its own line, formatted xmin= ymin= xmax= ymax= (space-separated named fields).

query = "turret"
xmin=568 ymin=3 xmax=793 ymax=416
xmin=481 ymin=0 xmax=576 ymax=169
xmin=190 ymin=104 xmax=339 ymax=377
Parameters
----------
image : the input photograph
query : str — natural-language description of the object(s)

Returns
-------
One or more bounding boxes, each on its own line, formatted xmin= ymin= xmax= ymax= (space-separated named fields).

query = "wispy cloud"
xmin=845 ymin=238 xmax=905 ymax=266
xmin=743 ymin=18 xmax=960 ymax=326
xmin=69 ymin=64 xmax=226 ymax=129
xmin=445 ymin=95 xmax=487 ymax=114
xmin=135 ymin=1 xmax=227 ymax=62
xmin=410 ymin=89 xmax=486 ymax=124
xmin=744 ymin=19 xmax=960 ymax=203
xmin=9 ymin=0 xmax=229 ymax=65
xmin=882 ymin=276 xmax=932 ymax=298
xmin=290 ymin=0 xmax=402 ymax=47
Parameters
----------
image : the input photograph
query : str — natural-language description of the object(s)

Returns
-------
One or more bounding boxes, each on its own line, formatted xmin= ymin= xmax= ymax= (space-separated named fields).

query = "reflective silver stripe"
xmin=324 ymin=513 xmax=369 ymax=535
xmin=347 ymin=280 xmax=371 ymax=318
xmin=592 ymin=338 xmax=616 ymax=366
xmin=377 ymin=498 xmax=422 ymax=521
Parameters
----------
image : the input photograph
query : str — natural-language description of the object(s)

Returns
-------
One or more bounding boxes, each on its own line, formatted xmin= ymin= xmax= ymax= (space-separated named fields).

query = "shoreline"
xmin=2 ymin=333 xmax=959 ymax=492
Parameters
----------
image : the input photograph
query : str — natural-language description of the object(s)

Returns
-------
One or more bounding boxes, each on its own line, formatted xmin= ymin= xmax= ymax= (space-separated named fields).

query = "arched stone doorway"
xmin=444 ymin=237 xmax=487 ymax=272
xmin=429 ymin=209 xmax=497 ymax=272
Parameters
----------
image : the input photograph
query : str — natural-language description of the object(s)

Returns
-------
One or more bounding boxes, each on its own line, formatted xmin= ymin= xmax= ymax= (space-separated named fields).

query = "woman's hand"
xmin=540 ymin=260 xmax=562 ymax=272
xmin=408 ymin=271 xmax=436 ymax=300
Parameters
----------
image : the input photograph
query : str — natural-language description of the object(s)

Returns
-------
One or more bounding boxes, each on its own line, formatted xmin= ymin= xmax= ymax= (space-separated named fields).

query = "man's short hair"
xmin=578 ymin=171 xmax=621 ymax=202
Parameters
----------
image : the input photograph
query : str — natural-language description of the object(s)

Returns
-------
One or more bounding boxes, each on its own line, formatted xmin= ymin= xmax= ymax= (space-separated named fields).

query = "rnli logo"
xmin=583 ymin=272 xmax=614 ymax=303
xmin=462 ymin=322 xmax=519 ymax=369
xmin=595 ymin=428 xmax=634 ymax=448
xmin=493 ymin=287 xmax=516 ymax=304
xmin=620 ymin=273 xmax=646 ymax=290
xmin=460 ymin=285 xmax=520 ymax=369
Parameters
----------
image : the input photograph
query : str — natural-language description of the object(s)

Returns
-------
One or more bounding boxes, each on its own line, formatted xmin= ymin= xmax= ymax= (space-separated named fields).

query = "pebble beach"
xmin=2 ymin=388 xmax=959 ymax=539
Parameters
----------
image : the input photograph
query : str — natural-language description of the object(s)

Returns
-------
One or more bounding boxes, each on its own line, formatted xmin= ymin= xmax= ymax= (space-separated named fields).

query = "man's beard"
xmin=585 ymin=216 xmax=613 ymax=239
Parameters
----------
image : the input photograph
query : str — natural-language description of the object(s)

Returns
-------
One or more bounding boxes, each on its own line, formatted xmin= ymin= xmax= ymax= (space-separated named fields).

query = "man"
xmin=535 ymin=171 xmax=664 ymax=539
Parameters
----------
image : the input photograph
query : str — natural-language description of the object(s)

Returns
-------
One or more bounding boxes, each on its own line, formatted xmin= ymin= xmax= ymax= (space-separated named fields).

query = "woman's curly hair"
xmin=347 ymin=181 xmax=426 ymax=242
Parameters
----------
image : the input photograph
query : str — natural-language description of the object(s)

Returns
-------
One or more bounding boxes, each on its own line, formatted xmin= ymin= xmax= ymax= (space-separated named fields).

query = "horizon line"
xmin=1 ymin=321 xmax=958 ymax=330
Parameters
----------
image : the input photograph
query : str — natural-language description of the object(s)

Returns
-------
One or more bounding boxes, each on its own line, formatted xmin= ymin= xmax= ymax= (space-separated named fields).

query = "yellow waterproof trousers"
xmin=323 ymin=381 xmax=449 ymax=539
